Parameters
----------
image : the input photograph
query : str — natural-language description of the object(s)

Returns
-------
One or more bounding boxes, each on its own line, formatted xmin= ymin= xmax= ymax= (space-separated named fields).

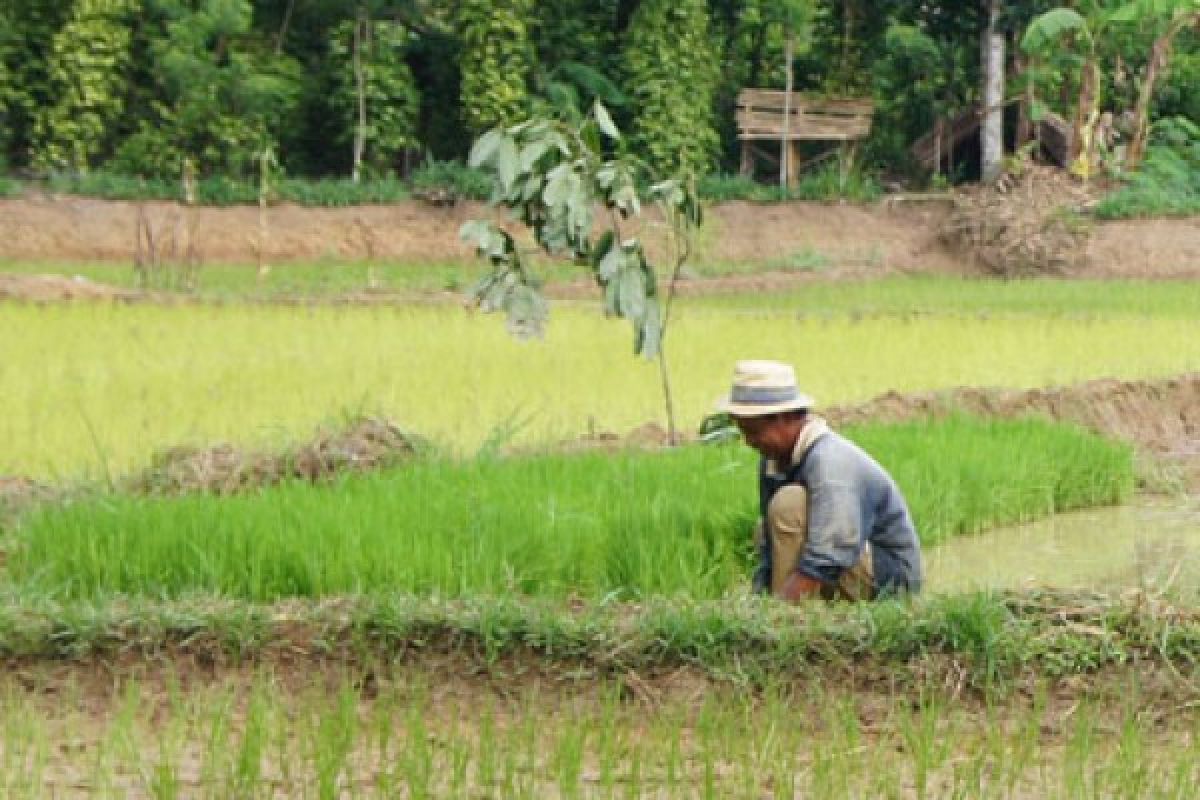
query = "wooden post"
xmin=780 ymin=36 xmax=795 ymax=190
xmin=739 ymin=141 xmax=753 ymax=177
xmin=786 ymin=141 xmax=801 ymax=189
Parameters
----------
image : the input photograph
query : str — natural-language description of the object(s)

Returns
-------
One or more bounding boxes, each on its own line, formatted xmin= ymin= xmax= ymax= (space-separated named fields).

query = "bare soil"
xmin=825 ymin=373 xmax=1200 ymax=488
xmin=2 ymin=191 xmax=1197 ymax=277
xmin=0 ymin=272 xmax=142 ymax=302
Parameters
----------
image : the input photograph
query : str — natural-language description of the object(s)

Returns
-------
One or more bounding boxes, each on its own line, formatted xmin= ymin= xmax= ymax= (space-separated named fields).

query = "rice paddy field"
xmin=2 ymin=269 xmax=1200 ymax=797
xmin=5 ymin=293 xmax=1200 ymax=479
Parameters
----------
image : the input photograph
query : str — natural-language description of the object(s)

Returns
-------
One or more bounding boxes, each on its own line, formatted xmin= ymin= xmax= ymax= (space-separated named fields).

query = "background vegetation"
xmin=0 ymin=1 xmax=1194 ymax=202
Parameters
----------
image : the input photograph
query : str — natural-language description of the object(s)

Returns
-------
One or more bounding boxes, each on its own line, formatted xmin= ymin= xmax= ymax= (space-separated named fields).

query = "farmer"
xmin=717 ymin=360 xmax=922 ymax=602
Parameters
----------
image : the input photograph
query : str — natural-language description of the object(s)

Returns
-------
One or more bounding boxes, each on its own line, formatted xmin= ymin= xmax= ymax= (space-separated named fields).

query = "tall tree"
xmin=1108 ymin=0 xmax=1199 ymax=168
xmin=622 ymin=0 xmax=720 ymax=176
xmin=328 ymin=10 xmax=420 ymax=179
xmin=0 ymin=9 xmax=15 ymax=165
xmin=0 ymin=1 xmax=73 ymax=169
xmin=981 ymin=0 xmax=1006 ymax=182
xmin=456 ymin=0 xmax=535 ymax=133
xmin=110 ymin=0 xmax=302 ymax=178
xmin=32 ymin=0 xmax=140 ymax=173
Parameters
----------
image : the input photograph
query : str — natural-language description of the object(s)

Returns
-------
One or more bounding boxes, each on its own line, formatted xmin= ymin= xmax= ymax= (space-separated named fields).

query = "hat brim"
xmin=715 ymin=393 xmax=814 ymax=418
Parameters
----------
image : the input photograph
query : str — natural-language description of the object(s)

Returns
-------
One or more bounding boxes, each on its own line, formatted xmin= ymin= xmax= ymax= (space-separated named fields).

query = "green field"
xmin=3 ymin=294 xmax=1199 ymax=479
xmin=1 ymin=271 xmax=1195 ymax=798
xmin=11 ymin=417 xmax=1132 ymax=601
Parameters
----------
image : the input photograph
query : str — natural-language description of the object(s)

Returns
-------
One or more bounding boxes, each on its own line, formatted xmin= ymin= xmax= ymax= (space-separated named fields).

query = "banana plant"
xmin=1022 ymin=0 xmax=1200 ymax=178
xmin=1107 ymin=0 xmax=1199 ymax=168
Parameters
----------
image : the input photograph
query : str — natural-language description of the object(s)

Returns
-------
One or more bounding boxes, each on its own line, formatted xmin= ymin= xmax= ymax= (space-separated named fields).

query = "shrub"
xmin=409 ymin=160 xmax=492 ymax=201
xmin=1095 ymin=117 xmax=1200 ymax=219
xmin=698 ymin=161 xmax=882 ymax=204
xmin=0 ymin=175 xmax=21 ymax=197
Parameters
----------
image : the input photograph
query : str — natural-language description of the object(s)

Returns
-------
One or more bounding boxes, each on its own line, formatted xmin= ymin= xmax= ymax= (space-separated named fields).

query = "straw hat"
xmin=715 ymin=360 xmax=814 ymax=417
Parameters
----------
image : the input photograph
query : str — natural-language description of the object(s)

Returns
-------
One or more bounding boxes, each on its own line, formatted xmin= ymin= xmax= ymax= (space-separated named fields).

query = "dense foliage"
xmin=0 ymin=0 xmax=1193 ymax=191
xmin=622 ymin=0 xmax=721 ymax=176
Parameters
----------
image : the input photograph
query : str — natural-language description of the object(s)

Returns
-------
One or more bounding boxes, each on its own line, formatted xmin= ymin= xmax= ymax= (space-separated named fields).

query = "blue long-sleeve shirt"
xmin=756 ymin=421 xmax=923 ymax=596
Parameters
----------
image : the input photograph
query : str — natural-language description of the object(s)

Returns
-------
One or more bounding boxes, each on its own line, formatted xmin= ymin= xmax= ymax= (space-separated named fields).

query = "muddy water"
xmin=927 ymin=500 xmax=1200 ymax=597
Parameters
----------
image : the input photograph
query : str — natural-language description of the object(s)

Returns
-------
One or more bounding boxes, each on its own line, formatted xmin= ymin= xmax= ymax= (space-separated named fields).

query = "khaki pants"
xmin=758 ymin=484 xmax=874 ymax=601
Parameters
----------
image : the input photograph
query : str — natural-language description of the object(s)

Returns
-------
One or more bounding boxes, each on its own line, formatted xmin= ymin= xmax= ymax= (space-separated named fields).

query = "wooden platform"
xmin=736 ymin=89 xmax=874 ymax=186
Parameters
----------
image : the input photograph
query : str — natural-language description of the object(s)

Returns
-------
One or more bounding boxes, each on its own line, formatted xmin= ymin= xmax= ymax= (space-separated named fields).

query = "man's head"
xmin=732 ymin=410 xmax=808 ymax=462
xmin=716 ymin=360 xmax=814 ymax=462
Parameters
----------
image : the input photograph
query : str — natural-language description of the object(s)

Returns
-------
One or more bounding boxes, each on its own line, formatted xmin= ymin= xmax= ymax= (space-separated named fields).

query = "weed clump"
xmin=940 ymin=166 xmax=1097 ymax=276
xmin=127 ymin=416 xmax=427 ymax=496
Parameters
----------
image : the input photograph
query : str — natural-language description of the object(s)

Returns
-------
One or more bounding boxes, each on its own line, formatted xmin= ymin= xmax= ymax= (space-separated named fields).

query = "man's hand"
xmin=780 ymin=570 xmax=825 ymax=603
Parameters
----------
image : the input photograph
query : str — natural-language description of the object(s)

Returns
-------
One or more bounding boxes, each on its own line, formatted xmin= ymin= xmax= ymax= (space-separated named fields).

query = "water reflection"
xmin=926 ymin=500 xmax=1200 ymax=598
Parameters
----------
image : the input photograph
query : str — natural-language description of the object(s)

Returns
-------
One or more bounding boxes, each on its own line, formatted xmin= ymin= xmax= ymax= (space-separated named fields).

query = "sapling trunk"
xmin=351 ymin=8 xmax=368 ymax=184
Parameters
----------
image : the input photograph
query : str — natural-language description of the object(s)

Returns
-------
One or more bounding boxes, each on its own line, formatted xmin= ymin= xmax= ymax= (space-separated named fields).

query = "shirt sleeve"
xmin=794 ymin=465 xmax=865 ymax=585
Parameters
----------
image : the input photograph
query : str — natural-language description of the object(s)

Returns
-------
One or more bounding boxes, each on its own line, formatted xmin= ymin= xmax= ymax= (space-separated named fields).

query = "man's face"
xmin=734 ymin=414 xmax=799 ymax=462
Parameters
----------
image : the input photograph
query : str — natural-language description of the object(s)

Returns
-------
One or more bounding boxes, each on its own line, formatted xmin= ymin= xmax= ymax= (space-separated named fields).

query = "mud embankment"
xmin=827 ymin=374 xmax=1200 ymax=487
xmin=3 ymin=192 xmax=1198 ymax=276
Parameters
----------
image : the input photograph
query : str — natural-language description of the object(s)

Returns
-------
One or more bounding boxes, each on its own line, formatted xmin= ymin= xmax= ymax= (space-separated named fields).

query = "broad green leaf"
xmin=593 ymin=100 xmax=621 ymax=141
xmin=505 ymin=284 xmax=549 ymax=340
xmin=590 ymin=230 xmax=615 ymax=270
xmin=459 ymin=219 xmax=493 ymax=249
xmin=618 ymin=267 xmax=646 ymax=320
xmin=519 ymin=139 xmax=551 ymax=172
xmin=1109 ymin=0 xmax=1197 ymax=24
xmin=597 ymin=238 xmax=622 ymax=281
xmin=468 ymin=129 xmax=504 ymax=168
xmin=542 ymin=166 xmax=578 ymax=208
xmin=495 ymin=136 xmax=519 ymax=193
xmin=1021 ymin=10 xmax=1090 ymax=55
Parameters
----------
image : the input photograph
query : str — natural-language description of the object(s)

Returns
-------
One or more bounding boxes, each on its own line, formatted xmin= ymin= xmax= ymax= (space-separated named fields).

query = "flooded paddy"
xmin=928 ymin=500 xmax=1200 ymax=598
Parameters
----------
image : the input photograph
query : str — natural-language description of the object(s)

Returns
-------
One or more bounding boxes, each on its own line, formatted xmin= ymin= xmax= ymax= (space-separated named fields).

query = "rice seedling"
xmin=0 ymin=668 xmax=1195 ymax=799
xmin=10 ymin=417 xmax=1132 ymax=601
xmin=2 ymin=299 xmax=1189 ymax=479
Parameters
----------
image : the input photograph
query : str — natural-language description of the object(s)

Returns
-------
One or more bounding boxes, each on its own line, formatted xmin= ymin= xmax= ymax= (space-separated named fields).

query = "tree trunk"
xmin=1127 ymin=13 xmax=1196 ymax=170
xmin=981 ymin=1 xmax=1005 ymax=183
xmin=351 ymin=8 xmax=369 ymax=184
xmin=275 ymin=0 xmax=297 ymax=55
xmin=1014 ymin=49 xmax=1033 ymax=150
xmin=1072 ymin=58 xmax=1100 ymax=178
xmin=780 ymin=35 xmax=794 ymax=191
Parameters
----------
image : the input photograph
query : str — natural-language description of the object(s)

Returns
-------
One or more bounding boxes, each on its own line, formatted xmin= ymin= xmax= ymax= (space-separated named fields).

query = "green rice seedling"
xmin=688 ymin=275 xmax=1200 ymax=319
xmin=146 ymin=706 xmax=186 ymax=800
xmin=899 ymin=695 xmax=955 ymax=800
xmin=1062 ymin=702 xmax=1099 ymax=799
xmin=11 ymin=416 xmax=1133 ymax=601
xmin=0 ymin=685 xmax=49 ymax=795
xmin=227 ymin=680 xmax=270 ymax=797
xmin=198 ymin=689 xmax=235 ymax=793
xmin=3 ymin=300 xmax=1197 ymax=478
xmin=475 ymin=702 xmax=498 ymax=792
xmin=553 ymin=718 xmax=586 ymax=799
xmin=312 ymin=683 xmax=359 ymax=800
xmin=402 ymin=699 xmax=435 ymax=799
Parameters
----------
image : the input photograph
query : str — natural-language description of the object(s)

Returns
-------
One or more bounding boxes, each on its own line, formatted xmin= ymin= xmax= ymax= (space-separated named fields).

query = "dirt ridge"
xmin=825 ymin=373 xmax=1200 ymax=486
xmin=3 ymin=193 xmax=1197 ymax=276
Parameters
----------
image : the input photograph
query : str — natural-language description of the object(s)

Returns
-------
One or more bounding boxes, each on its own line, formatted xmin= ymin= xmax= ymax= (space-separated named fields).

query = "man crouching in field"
xmin=717 ymin=360 xmax=923 ymax=602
